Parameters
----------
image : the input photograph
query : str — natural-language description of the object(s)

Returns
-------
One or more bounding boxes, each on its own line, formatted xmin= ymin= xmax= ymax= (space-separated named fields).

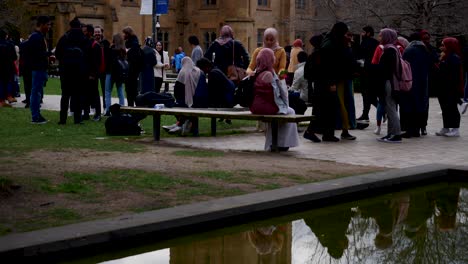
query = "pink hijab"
xmin=255 ymin=48 xmax=275 ymax=85
xmin=379 ymin=28 xmax=398 ymax=49
xmin=216 ymin=25 xmax=234 ymax=46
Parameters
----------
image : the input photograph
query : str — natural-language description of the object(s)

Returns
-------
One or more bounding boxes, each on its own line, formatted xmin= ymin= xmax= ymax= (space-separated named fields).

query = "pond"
xmin=68 ymin=182 xmax=468 ymax=263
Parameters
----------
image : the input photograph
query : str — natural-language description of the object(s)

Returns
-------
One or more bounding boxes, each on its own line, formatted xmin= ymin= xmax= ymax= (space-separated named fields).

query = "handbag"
xmin=227 ymin=40 xmax=247 ymax=85
xmin=234 ymin=73 xmax=259 ymax=108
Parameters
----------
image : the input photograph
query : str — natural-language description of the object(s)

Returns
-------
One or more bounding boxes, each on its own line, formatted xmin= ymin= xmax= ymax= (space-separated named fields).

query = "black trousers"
xmin=438 ymin=92 xmax=460 ymax=128
xmin=155 ymin=77 xmax=163 ymax=93
xmin=83 ymin=78 xmax=101 ymax=116
xmin=125 ymin=75 xmax=139 ymax=107
xmin=23 ymin=69 xmax=32 ymax=104
xmin=59 ymin=74 xmax=84 ymax=123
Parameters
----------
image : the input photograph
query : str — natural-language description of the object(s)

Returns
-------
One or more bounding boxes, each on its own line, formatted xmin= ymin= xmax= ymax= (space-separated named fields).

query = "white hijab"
xmin=176 ymin=57 xmax=201 ymax=107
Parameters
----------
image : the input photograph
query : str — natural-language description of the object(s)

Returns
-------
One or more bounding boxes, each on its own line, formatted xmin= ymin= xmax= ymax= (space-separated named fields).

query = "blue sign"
xmin=156 ymin=0 xmax=168 ymax=15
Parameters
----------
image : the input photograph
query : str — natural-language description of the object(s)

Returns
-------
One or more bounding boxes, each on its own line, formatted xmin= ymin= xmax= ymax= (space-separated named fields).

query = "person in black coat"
xmin=55 ymin=17 xmax=88 ymax=124
xmin=82 ymin=24 xmax=102 ymax=121
xmin=122 ymin=26 xmax=142 ymax=107
xmin=0 ymin=29 xmax=17 ymax=108
xmin=204 ymin=25 xmax=250 ymax=76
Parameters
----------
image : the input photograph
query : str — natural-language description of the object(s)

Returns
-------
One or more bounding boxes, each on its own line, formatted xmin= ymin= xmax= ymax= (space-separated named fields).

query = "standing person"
xmin=400 ymin=33 xmax=432 ymax=138
xmin=28 ymin=16 xmax=51 ymax=124
xmin=172 ymin=47 xmax=185 ymax=73
xmin=104 ymin=33 xmax=127 ymax=115
xmin=356 ymin=26 xmax=379 ymax=122
xmin=286 ymin=39 xmax=303 ymax=86
xmin=322 ymin=22 xmax=357 ymax=141
xmin=204 ymin=25 xmax=250 ymax=76
xmin=420 ymin=30 xmax=440 ymax=135
xmin=82 ymin=24 xmax=102 ymax=121
xmin=122 ymin=26 xmax=142 ymax=107
xmin=376 ymin=28 xmax=402 ymax=143
xmin=247 ymin=28 xmax=287 ymax=76
xmin=154 ymin=41 xmax=170 ymax=93
xmin=19 ymin=37 xmax=32 ymax=108
xmin=250 ymin=48 xmax=299 ymax=152
xmin=303 ymin=34 xmax=325 ymax=143
xmin=55 ymin=17 xmax=88 ymax=125
xmin=435 ymin=37 xmax=463 ymax=137
xmin=94 ymin=25 xmax=110 ymax=111
xmin=0 ymin=29 xmax=17 ymax=108
xmin=189 ymin=35 xmax=203 ymax=65
xmin=140 ymin=37 xmax=157 ymax=94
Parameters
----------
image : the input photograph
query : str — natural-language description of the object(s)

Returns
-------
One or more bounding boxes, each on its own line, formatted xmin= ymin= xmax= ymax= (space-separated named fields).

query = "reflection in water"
xmin=99 ymin=184 xmax=468 ymax=264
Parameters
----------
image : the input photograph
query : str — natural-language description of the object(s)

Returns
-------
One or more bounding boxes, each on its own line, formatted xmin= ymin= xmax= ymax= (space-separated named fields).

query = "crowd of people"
xmin=1 ymin=17 xmax=467 ymax=150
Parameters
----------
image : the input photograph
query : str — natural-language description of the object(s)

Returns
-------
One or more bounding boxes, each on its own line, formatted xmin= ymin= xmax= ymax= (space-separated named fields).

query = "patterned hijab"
xmin=263 ymin=28 xmax=281 ymax=51
xmin=176 ymin=57 xmax=201 ymax=107
xmin=215 ymin=25 xmax=234 ymax=46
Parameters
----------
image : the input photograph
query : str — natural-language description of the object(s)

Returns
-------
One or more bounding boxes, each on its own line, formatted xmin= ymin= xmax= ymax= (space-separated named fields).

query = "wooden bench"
xmin=119 ymin=106 xmax=314 ymax=152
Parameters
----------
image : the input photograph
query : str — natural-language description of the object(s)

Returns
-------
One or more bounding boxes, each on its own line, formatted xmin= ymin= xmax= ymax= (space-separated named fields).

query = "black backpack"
xmin=135 ymin=91 xmax=175 ymax=108
xmin=113 ymin=58 xmax=129 ymax=83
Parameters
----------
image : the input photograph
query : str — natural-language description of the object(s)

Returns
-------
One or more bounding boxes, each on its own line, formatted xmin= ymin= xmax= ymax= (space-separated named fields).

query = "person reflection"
xmin=303 ymin=207 xmax=352 ymax=259
xmin=246 ymin=224 xmax=286 ymax=256
xmin=360 ymin=195 xmax=409 ymax=250
xmin=404 ymin=190 xmax=434 ymax=242
xmin=434 ymin=186 xmax=460 ymax=232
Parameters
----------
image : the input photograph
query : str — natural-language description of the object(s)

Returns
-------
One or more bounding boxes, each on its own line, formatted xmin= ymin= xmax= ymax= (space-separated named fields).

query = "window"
xmin=202 ymin=30 xmax=217 ymax=51
xmin=203 ymin=0 xmax=217 ymax=6
xmin=157 ymin=30 xmax=170 ymax=53
xmin=257 ymin=29 xmax=265 ymax=47
xmin=258 ymin=0 xmax=268 ymax=7
xmin=296 ymin=0 xmax=305 ymax=9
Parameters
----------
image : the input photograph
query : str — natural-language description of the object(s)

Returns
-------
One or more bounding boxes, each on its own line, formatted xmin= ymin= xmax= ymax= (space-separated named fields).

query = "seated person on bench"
xmin=163 ymin=57 xmax=208 ymax=136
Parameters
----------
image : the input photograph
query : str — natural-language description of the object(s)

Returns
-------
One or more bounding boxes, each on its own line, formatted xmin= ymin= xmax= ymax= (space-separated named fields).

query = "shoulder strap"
xmin=232 ymin=40 xmax=235 ymax=65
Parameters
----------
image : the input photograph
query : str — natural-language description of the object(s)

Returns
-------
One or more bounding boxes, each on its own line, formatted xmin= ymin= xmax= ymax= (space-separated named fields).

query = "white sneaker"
xmin=162 ymin=123 xmax=178 ymax=132
xmin=435 ymin=128 xmax=450 ymax=136
xmin=168 ymin=126 xmax=182 ymax=134
xmin=374 ymin=126 xmax=381 ymax=135
xmin=444 ymin=128 xmax=460 ymax=137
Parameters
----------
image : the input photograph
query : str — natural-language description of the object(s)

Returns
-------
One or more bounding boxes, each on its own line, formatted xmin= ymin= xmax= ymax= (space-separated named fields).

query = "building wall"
xmin=22 ymin=0 xmax=337 ymax=56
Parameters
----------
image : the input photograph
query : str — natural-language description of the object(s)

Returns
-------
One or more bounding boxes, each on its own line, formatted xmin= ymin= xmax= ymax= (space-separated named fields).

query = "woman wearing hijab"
xmin=247 ymin=28 xmax=287 ymax=76
xmin=154 ymin=41 xmax=170 ymax=93
xmin=435 ymin=37 xmax=464 ymax=137
xmin=164 ymin=57 xmax=208 ymax=135
xmin=204 ymin=25 xmax=250 ymax=76
xmin=376 ymin=28 xmax=402 ymax=143
xmin=286 ymin=38 xmax=304 ymax=85
xmin=250 ymin=48 xmax=299 ymax=151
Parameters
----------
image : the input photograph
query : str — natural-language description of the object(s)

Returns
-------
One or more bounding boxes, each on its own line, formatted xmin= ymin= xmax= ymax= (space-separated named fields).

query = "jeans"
xmin=464 ymin=72 xmax=468 ymax=102
xmin=384 ymin=81 xmax=401 ymax=136
xmin=30 ymin=70 xmax=47 ymax=120
xmin=105 ymin=74 xmax=125 ymax=113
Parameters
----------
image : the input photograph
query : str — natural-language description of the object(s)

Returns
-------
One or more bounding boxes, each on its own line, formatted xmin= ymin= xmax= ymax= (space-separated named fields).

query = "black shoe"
xmin=341 ymin=132 xmax=356 ymax=140
xmin=104 ymin=111 xmax=110 ymax=117
xmin=322 ymin=135 xmax=340 ymax=142
xmin=21 ymin=99 xmax=28 ymax=104
xmin=58 ymin=120 xmax=66 ymax=125
xmin=377 ymin=134 xmax=402 ymax=143
xmin=420 ymin=128 xmax=427 ymax=136
xmin=401 ymin=132 xmax=412 ymax=138
xmin=356 ymin=115 xmax=370 ymax=122
xmin=278 ymin=147 xmax=289 ymax=152
xmin=74 ymin=121 xmax=84 ymax=125
xmin=31 ymin=116 xmax=48 ymax=124
xmin=304 ymin=131 xmax=321 ymax=143
xmin=24 ymin=103 xmax=30 ymax=108
xmin=93 ymin=115 xmax=101 ymax=122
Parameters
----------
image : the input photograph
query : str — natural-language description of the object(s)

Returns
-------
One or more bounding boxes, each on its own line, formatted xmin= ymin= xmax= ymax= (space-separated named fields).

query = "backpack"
xmin=389 ymin=46 xmax=413 ymax=92
xmin=234 ymin=75 xmax=256 ymax=108
xmin=113 ymin=58 xmax=129 ymax=83
xmin=61 ymin=36 xmax=85 ymax=74
xmin=135 ymin=91 xmax=175 ymax=108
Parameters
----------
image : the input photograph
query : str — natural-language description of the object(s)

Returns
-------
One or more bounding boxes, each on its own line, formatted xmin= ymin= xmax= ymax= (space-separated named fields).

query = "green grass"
xmin=198 ymin=170 xmax=234 ymax=180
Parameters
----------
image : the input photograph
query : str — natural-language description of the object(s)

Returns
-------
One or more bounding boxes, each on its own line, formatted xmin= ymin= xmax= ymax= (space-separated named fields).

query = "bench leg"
xmin=153 ymin=114 xmax=161 ymax=141
xmin=211 ymin=117 xmax=217 ymax=136
xmin=271 ymin=120 xmax=278 ymax=152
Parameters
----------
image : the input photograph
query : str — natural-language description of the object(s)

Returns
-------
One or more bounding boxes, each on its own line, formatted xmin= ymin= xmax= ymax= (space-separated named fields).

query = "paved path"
xmin=14 ymin=93 xmax=467 ymax=169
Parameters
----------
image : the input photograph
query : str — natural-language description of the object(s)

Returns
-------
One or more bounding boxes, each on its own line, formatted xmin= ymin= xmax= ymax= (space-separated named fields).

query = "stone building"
xmin=20 ymin=0 xmax=343 ymax=55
